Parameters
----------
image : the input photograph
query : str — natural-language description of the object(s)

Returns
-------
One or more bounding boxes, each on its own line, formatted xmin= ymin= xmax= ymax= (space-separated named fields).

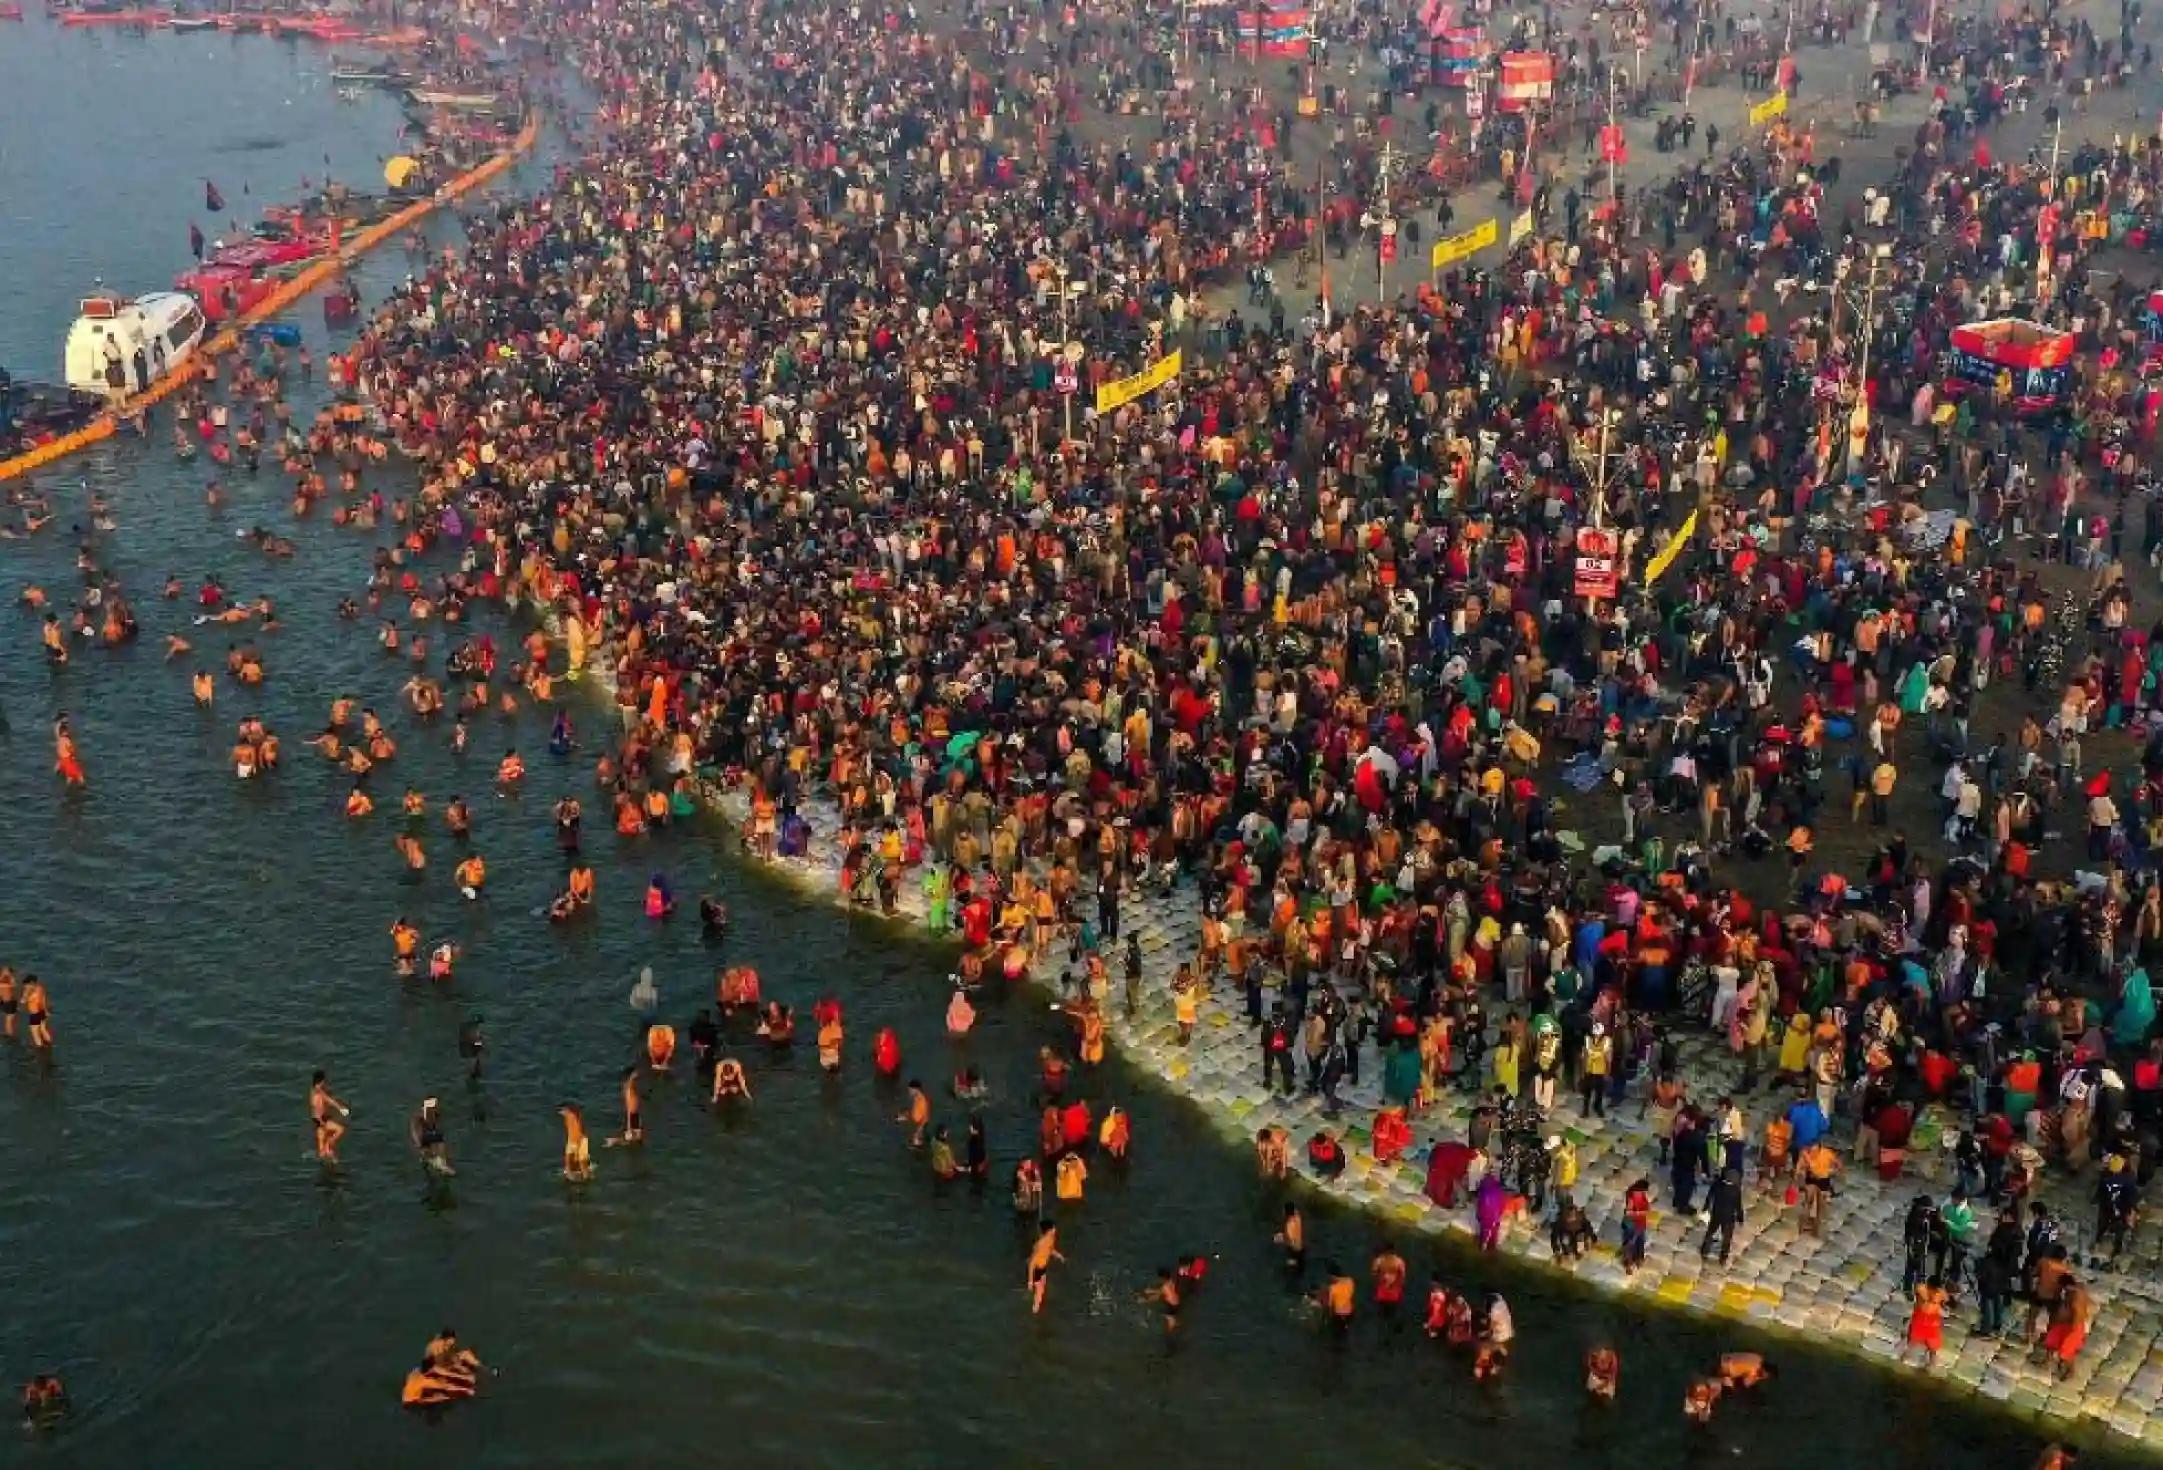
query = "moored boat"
xmin=63 ymin=291 xmax=206 ymax=400
xmin=405 ymin=86 xmax=499 ymax=109
xmin=329 ymin=56 xmax=413 ymax=85
xmin=60 ymin=8 xmax=173 ymax=25
xmin=176 ymin=263 xmax=284 ymax=323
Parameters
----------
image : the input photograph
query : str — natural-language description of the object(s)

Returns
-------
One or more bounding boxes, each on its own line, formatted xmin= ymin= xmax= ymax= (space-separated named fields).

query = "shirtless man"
xmin=1026 ymin=1220 xmax=1065 ymax=1314
xmin=1144 ymin=1267 xmax=1183 ymax=1334
xmin=402 ymin=1330 xmax=482 ymax=1407
xmin=310 ymin=1069 xmax=350 ymax=1162
xmin=423 ymin=1328 xmax=482 ymax=1380
xmin=390 ymin=917 xmax=420 ymax=976
xmin=0 ymin=966 xmax=15 ymax=1039
xmin=20 ymin=974 xmax=51 ymax=1050
xmin=409 ymin=1097 xmax=452 ymax=1176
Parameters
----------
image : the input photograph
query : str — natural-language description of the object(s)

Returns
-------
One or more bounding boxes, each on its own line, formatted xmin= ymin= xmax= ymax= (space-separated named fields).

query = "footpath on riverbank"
xmin=686 ymin=773 xmax=2163 ymax=1456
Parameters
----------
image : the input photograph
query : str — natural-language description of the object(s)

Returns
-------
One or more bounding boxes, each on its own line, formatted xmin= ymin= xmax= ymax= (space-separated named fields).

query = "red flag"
xmin=1599 ymin=124 xmax=1628 ymax=164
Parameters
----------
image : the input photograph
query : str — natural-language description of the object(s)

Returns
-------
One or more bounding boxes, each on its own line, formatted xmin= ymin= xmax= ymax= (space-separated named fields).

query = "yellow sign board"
xmin=1430 ymin=216 xmax=1498 ymax=271
xmin=1093 ymin=348 xmax=1183 ymax=414
xmin=1643 ymin=509 xmax=1699 ymax=587
xmin=1507 ymin=209 xmax=1534 ymax=247
xmin=1749 ymin=90 xmax=1788 ymax=127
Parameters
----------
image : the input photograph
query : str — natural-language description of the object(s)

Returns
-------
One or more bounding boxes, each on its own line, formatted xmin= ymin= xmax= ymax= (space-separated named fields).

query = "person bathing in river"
xmin=409 ymin=1097 xmax=452 ymax=1176
xmin=595 ymin=1067 xmax=642 ymax=1147
xmin=560 ymin=1103 xmax=593 ymax=1181
xmin=755 ymin=1000 xmax=795 ymax=1047
xmin=1026 ymin=1220 xmax=1064 ymax=1314
xmin=21 ymin=974 xmax=51 ymax=1052
xmin=311 ymin=1069 xmax=350 ymax=1163
xmin=1585 ymin=1344 xmax=1621 ymax=1402
xmin=711 ymin=1055 xmax=752 ymax=1105
xmin=388 ymin=917 xmax=419 ymax=976
xmin=898 ymin=1079 xmax=931 ymax=1146
xmin=402 ymin=1329 xmax=483 ymax=1409
xmin=51 ymin=715 xmax=83 ymax=788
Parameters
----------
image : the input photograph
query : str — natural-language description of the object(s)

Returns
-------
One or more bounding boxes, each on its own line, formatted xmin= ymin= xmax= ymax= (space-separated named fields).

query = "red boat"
xmin=0 ymin=6 xmax=27 ymax=21
xmin=175 ymin=265 xmax=280 ymax=323
xmin=205 ymin=237 xmax=325 ymax=272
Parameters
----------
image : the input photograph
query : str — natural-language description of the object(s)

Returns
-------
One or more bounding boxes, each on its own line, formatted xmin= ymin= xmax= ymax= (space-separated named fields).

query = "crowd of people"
xmin=15 ymin=0 xmax=2163 ymax=1444
xmin=301 ymin=0 xmax=2163 ymax=1401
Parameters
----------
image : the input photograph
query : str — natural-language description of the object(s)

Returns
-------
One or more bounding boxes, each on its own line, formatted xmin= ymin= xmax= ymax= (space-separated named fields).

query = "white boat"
xmin=64 ymin=290 xmax=207 ymax=401
xmin=406 ymin=87 xmax=499 ymax=109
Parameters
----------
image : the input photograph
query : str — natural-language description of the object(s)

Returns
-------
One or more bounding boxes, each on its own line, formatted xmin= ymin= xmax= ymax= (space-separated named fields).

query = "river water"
xmin=0 ymin=16 xmax=2133 ymax=1470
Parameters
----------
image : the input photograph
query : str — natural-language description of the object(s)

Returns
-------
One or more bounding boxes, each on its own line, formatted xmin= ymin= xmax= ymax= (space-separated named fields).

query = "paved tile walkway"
xmin=701 ymin=779 xmax=2163 ymax=1451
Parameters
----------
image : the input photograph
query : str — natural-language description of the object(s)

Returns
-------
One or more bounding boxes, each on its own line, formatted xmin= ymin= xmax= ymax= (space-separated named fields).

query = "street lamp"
xmin=1055 ymin=262 xmax=1081 ymax=445
xmin=1845 ymin=241 xmax=1891 ymax=480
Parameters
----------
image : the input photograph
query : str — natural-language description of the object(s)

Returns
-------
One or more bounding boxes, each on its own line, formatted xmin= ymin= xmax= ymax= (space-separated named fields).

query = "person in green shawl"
xmin=923 ymin=863 xmax=952 ymax=936
xmin=1383 ymin=1036 xmax=1422 ymax=1107
xmin=2115 ymin=965 xmax=2156 ymax=1049
xmin=1897 ymin=660 xmax=1932 ymax=716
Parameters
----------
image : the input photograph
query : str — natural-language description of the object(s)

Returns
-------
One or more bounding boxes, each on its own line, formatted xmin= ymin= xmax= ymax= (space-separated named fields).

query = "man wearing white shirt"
xmin=2089 ymin=787 xmax=2120 ymax=860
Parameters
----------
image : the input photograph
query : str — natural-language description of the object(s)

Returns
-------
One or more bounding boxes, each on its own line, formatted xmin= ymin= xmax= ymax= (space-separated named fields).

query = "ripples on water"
xmin=0 ymin=18 xmax=2128 ymax=1470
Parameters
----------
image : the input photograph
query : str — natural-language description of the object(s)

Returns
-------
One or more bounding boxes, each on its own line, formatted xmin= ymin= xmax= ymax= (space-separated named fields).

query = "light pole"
xmin=2036 ymin=114 xmax=2066 ymax=315
xmin=1056 ymin=262 xmax=1075 ymax=445
xmin=1572 ymin=403 xmax=1622 ymax=529
xmin=1571 ymin=404 xmax=1624 ymax=617
xmin=1374 ymin=137 xmax=1395 ymax=304
xmin=1606 ymin=64 xmax=1620 ymax=212
xmin=1845 ymin=242 xmax=1890 ymax=480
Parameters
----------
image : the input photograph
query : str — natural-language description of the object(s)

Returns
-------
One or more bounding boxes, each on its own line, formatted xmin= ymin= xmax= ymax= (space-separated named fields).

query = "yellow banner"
xmin=1749 ymin=90 xmax=1788 ymax=126
xmin=1430 ymin=216 xmax=1499 ymax=270
xmin=1094 ymin=348 xmax=1183 ymax=414
xmin=1507 ymin=209 xmax=1534 ymax=247
xmin=1643 ymin=509 xmax=1698 ymax=586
